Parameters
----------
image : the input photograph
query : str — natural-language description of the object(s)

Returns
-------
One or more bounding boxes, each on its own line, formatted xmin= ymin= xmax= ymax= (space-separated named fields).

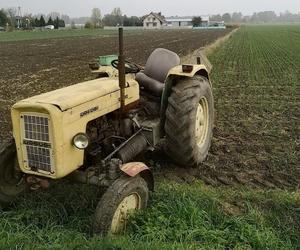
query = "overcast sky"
xmin=1 ymin=0 xmax=299 ymax=17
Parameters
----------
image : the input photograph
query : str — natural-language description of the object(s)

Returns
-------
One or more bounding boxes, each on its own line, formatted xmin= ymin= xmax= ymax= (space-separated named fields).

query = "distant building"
xmin=143 ymin=12 xmax=166 ymax=29
xmin=166 ymin=18 xmax=193 ymax=28
xmin=209 ymin=21 xmax=225 ymax=28
xmin=166 ymin=15 xmax=210 ymax=28
xmin=200 ymin=16 xmax=210 ymax=27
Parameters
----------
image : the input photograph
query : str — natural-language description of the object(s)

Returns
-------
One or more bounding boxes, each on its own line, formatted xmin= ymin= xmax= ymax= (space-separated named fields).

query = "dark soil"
xmin=0 ymin=29 xmax=231 ymax=140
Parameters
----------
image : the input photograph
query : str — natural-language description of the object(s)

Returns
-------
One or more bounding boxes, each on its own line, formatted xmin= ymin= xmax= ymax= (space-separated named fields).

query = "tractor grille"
xmin=22 ymin=114 xmax=53 ymax=173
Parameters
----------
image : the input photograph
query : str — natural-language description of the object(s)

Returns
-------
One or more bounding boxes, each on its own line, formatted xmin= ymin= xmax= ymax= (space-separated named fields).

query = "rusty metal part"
xmin=120 ymin=162 xmax=154 ymax=191
xmin=118 ymin=27 xmax=126 ymax=114
xmin=120 ymin=162 xmax=149 ymax=177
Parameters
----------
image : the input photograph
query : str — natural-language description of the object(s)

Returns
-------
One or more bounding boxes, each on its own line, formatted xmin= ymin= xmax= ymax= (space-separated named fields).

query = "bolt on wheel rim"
xmin=195 ymin=97 xmax=209 ymax=148
xmin=110 ymin=193 xmax=141 ymax=234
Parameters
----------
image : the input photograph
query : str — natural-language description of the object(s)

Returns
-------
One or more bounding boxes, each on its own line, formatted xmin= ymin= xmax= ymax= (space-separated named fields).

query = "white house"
xmin=143 ymin=12 xmax=166 ymax=29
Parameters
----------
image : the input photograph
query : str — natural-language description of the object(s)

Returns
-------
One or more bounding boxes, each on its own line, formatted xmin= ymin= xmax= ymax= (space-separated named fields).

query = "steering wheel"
xmin=111 ymin=59 xmax=141 ymax=74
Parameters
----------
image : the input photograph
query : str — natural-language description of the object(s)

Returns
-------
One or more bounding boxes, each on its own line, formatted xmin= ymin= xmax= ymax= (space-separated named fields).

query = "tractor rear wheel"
xmin=93 ymin=175 xmax=149 ymax=235
xmin=0 ymin=140 xmax=27 ymax=208
xmin=164 ymin=76 xmax=214 ymax=167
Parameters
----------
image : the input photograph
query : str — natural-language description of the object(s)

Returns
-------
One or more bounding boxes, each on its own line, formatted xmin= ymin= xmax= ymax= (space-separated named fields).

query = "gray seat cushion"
xmin=136 ymin=48 xmax=180 ymax=97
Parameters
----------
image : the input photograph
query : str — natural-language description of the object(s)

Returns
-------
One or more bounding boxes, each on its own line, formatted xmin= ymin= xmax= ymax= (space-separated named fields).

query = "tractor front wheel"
xmin=164 ymin=75 xmax=214 ymax=167
xmin=0 ymin=140 xmax=28 ymax=208
xmin=93 ymin=175 xmax=149 ymax=235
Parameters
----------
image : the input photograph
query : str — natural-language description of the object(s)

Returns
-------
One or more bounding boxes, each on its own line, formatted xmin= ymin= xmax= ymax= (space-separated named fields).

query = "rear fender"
xmin=120 ymin=162 xmax=154 ymax=191
xmin=160 ymin=64 xmax=211 ymax=134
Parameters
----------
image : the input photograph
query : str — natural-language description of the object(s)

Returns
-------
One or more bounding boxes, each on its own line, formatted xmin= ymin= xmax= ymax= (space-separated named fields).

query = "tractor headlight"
xmin=73 ymin=133 xmax=89 ymax=150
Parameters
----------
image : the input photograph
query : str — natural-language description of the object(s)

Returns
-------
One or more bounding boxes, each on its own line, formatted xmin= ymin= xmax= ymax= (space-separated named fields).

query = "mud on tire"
xmin=0 ymin=140 xmax=27 ymax=208
xmin=164 ymin=75 xmax=214 ymax=167
xmin=93 ymin=175 xmax=149 ymax=235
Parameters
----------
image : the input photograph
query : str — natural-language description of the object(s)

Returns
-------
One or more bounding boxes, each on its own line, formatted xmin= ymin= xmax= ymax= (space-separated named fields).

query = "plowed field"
xmin=1 ymin=26 xmax=299 ymax=189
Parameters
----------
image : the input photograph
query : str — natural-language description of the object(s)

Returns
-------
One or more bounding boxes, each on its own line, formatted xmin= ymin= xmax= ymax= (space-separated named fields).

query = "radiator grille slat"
xmin=24 ymin=115 xmax=49 ymax=142
xmin=22 ymin=114 xmax=53 ymax=173
xmin=26 ymin=145 xmax=52 ymax=172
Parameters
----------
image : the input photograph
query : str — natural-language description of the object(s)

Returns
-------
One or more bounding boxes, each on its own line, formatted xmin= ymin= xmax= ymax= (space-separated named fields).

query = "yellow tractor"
xmin=0 ymin=28 xmax=214 ymax=235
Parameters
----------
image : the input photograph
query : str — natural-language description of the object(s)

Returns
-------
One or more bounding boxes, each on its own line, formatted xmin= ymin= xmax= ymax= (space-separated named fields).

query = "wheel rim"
xmin=195 ymin=97 xmax=209 ymax=148
xmin=110 ymin=193 xmax=141 ymax=234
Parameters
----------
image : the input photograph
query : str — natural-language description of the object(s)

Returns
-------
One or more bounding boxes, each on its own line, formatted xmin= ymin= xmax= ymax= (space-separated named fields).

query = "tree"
xmin=7 ymin=8 xmax=17 ymax=27
xmin=48 ymin=12 xmax=60 ymax=20
xmin=111 ymin=7 xmax=123 ymax=26
xmin=232 ymin=12 xmax=242 ymax=23
xmin=222 ymin=13 xmax=231 ymax=23
xmin=210 ymin=14 xmax=222 ymax=21
xmin=40 ymin=15 xmax=46 ymax=27
xmin=0 ymin=9 xmax=9 ymax=27
xmin=123 ymin=16 xmax=142 ymax=26
xmin=33 ymin=17 xmax=39 ymax=27
xmin=111 ymin=7 xmax=122 ymax=16
xmin=58 ymin=19 xmax=65 ymax=28
xmin=85 ymin=21 xmax=93 ymax=29
xmin=61 ymin=14 xmax=71 ymax=24
xmin=91 ymin=8 xmax=102 ymax=28
xmin=71 ymin=21 xmax=76 ymax=29
xmin=257 ymin=11 xmax=276 ymax=22
xmin=192 ymin=16 xmax=202 ymax=27
xmin=54 ymin=16 xmax=59 ymax=29
xmin=47 ymin=16 xmax=54 ymax=25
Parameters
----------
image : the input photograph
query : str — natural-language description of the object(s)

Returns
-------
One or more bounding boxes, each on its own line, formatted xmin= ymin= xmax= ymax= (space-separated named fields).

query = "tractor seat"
xmin=136 ymin=48 xmax=180 ymax=97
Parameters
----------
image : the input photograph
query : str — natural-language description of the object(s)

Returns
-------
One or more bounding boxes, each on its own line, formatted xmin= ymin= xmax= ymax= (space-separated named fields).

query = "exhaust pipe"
xmin=118 ymin=27 xmax=126 ymax=114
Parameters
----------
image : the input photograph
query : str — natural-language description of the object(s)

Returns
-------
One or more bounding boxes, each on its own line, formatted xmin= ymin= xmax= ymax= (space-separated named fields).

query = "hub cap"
xmin=110 ymin=193 xmax=141 ymax=234
xmin=195 ymin=97 xmax=209 ymax=148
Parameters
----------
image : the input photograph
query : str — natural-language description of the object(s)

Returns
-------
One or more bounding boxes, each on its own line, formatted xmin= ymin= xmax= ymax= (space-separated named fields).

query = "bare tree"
xmin=91 ymin=8 xmax=102 ymax=28
xmin=111 ymin=7 xmax=122 ymax=17
xmin=48 ymin=12 xmax=61 ymax=20
xmin=232 ymin=12 xmax=243 ymax=23
xmin=6 ymin=7 xmax=17 ymax=27
xmin=110 ymin=7 xmax=123 ymax=26
xmin=61 ymin=14 xmax=71 ymax=24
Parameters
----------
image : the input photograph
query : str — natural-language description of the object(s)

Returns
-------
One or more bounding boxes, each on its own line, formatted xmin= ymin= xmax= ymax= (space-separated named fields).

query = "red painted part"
xmin=120 ymin=162 xmax=154 ymax=191
xmin=120 ymin=162 xmax=149 ymax=177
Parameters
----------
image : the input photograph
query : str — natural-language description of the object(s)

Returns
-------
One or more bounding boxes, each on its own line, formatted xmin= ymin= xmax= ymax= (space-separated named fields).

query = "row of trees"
xmin=32 ymin=16 xmax=65 ymax=28
xmin=85 ymin=7 xmax=142 ymax=28
xmin=0 ymin=9 xmax=65 ymax=29
xmin=2 ymin=7 xmax=300 ymax=30
xmin=0 ymin=9 xmax=9 ymax=27
xmin=211 ymin=11 xmax=300 ymax=23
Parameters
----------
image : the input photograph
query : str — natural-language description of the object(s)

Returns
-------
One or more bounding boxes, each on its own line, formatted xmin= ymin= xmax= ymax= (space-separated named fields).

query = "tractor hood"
xmin=20 ymin=77 xmax=133 ymax=111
